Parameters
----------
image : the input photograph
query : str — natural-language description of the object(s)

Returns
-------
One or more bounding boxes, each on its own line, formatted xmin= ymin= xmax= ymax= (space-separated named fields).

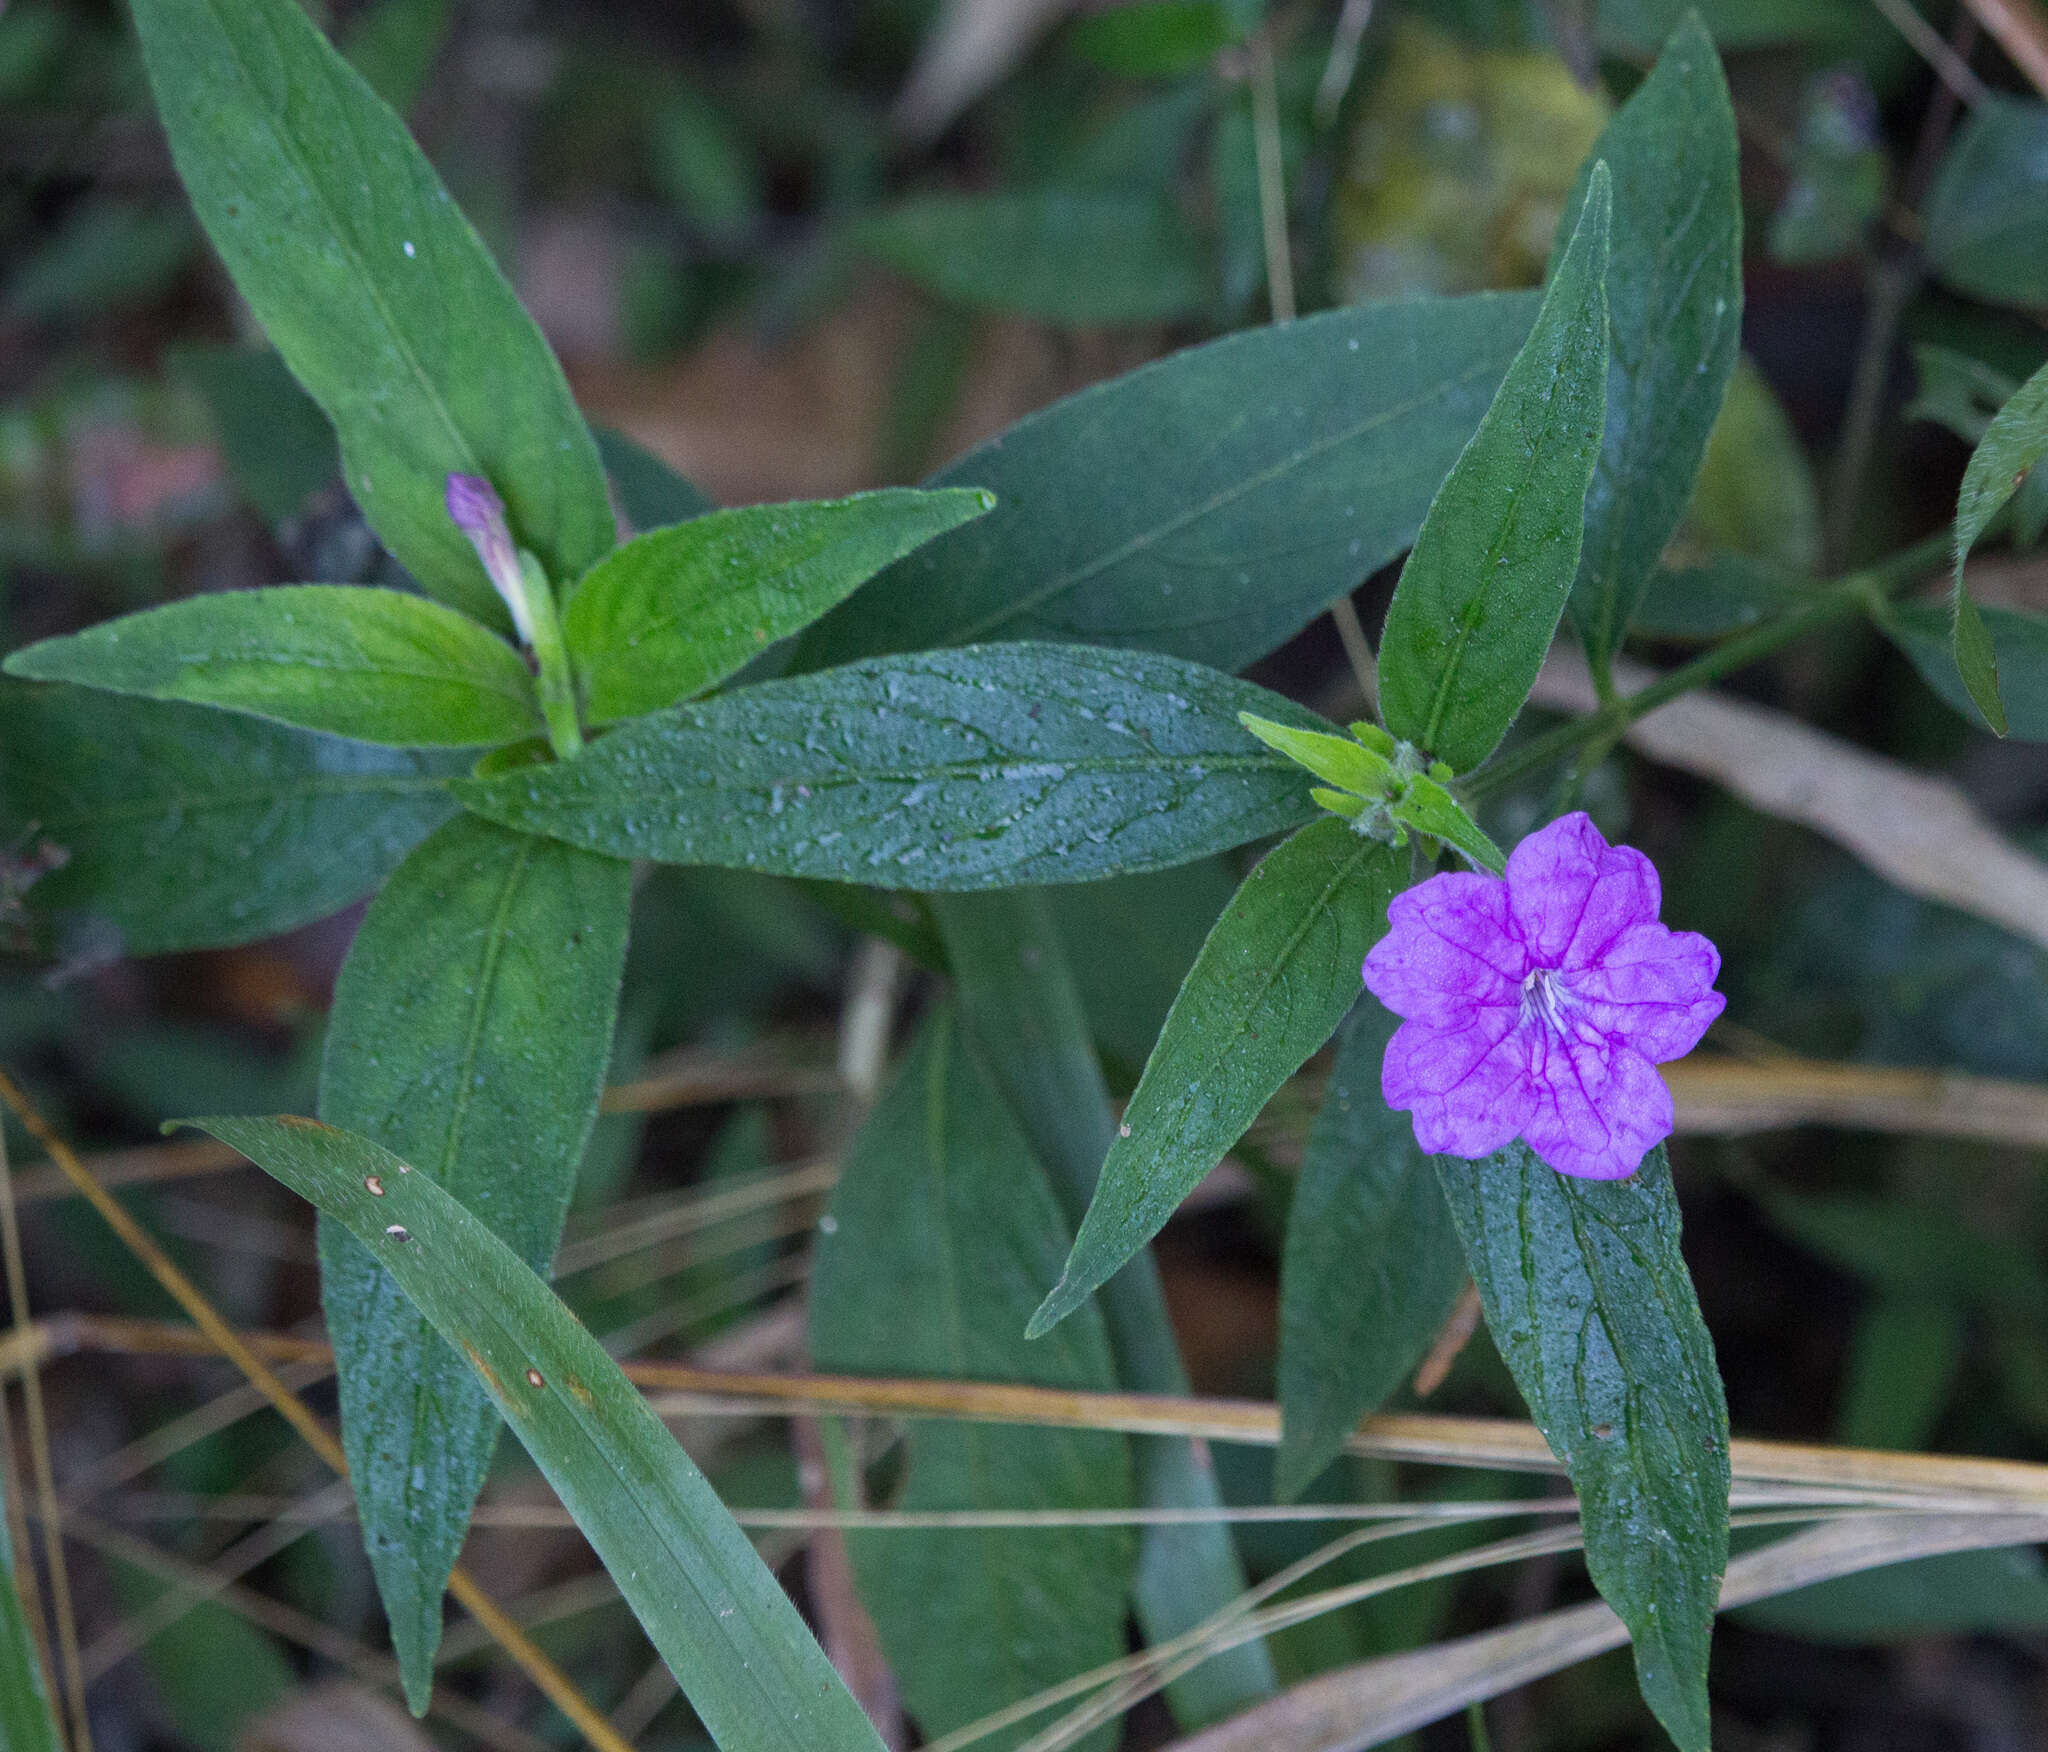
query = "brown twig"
xmin=0 ymin=1067 xmax=635 ymax=1752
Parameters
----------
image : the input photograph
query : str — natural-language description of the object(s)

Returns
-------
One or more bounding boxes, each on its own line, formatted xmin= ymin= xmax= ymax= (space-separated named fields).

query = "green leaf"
xmin=596 ymin=426 xmax=715 ymax=531
xmin=0 ymin=1464 xmax=63 ymax=1752
xmin=1738 ymin=1544 xmax=2048 ymax=1644
xmin=1555 ymin=16 xmax=1742 ymax=668
xmin=931 ymin=892 xmax=1276 ymax=1726
xmin=1032 ymin=819 xmax=1404 ymax=1336
xmin=0 ymin=682 xmax=461 ymax=953
xmin=1835 ymin=1295 xmax=1964 ymax=1451
xmin=1882 ymin=600 xmax=2048 ymax=740
xmin=1595 ymin=0 xmax=1865 ymax=51
xmin=1634 ymin=553 xmax=1809 ymax=640
xmin=1387 ymin=774 xmax=1505 ymax=874
xmin=799 ymin=291 xmax=1540 ymax=674
xmin=454 ymin=643 xmax=1323 ymax=889
xmin=180 ymin=1114 xmax=887 ymax=1752
xmin=1276 ymin=998 xmax=1468 ymax=1500
xmin=1066 ymin=0 xmax=1251 ymax=75
xmin=3 ymin=199 xmax=195 ymax=322
xmin=316 ymin=816 xmax=630 ymax=1704
xmin=1044 ymin=861 xmax=1239 ymax=1077
xmin=1237 ymin=713 xmax=1392 ymax=797
xmin=129 ymin=0 xmax=612 ymax=623
xmin=170 ymin=344 xmax=340 ymax=525
xmin=340 ymin=0 xmax=452 ymax=115
xmin=5 ymin=587 xmax=541 ymax=747
xmin=810 ymin=1007 xmax=1134 ymax=1751
xmin=856 ymin=191 xmax=1208 ymax=327
xmin=1926 ymin=95 xmax=2048 ymax=310
xmin=1946 ymin=355 xmax=2048 ymax=733
xmin=1435 ymin=1143 xmax=1729 ymax=1752
xmin=1378 ymin=164 xmax=1611 ymax=773
xmin=1676 ymin=356 xmax=1823 ymax=574
xmin=563 ymin=488 xmax=995 ymax=724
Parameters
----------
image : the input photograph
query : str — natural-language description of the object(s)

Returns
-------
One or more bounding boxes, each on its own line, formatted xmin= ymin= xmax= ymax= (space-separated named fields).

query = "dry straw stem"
xmin=1961 ymin=0 xmax=2048 ymax=95
xmin=56 ymin=1511 xmax=554 ymax=1752
xmin=1164 ymin=1511 xmax=2048 ymax=1752
xmin=1662 ymin=1053 xmax=2048 ymax=1147
xmin=20 ymin=1311 xmax=2048 ymax=1512
xmin=0 ymin=1068 xmax=635 ymax=1752
xmin=1529 ymin=652 xmax=2048 ymax=955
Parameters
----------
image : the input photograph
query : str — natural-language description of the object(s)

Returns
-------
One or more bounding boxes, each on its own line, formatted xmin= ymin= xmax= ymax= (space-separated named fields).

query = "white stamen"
xmin=1521 ymin=967 xmax=1570 ymax=1033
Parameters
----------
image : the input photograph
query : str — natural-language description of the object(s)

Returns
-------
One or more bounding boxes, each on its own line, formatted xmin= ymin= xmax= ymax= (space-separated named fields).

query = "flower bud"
xmin=445 ymin=473 xmax=536 ymax=646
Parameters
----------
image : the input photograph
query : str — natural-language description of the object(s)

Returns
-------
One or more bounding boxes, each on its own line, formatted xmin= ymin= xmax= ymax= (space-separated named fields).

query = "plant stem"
xmin=1458 ymin=527 xmax=1952 ymax=803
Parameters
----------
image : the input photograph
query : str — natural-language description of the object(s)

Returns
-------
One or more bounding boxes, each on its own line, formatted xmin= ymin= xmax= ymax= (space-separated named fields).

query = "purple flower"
xmin=1361 ymin=811 xmax=1724 ymax=1180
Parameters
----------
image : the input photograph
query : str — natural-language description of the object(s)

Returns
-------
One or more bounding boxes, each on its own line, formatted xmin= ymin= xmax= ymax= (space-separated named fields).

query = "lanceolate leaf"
xmin=1378 ymin=165 xmax=1612 ymax=774
xmin=1032 ymin=819 xmax=1404 ymax=1336
xmin=855 ymin=191 xmax=1209 ymax=327
xmin=129 ymin=0 xmax=612 ymax=624
xmin=800 ymin=292 xmax=1540 ymax=674
xmin=0 ymin=1466 xmax=63 ymax=1752
xmin=0 ymin=682 xmax=461 ymax=953
xmin=932 ymin=892 xmax=1276 ymax=1725
xmin=595 ymin=427 xmax=714 ymax=530
xmin=1946 ymin=355 xmax=2048 ymax=734
xmin=454 ymin=644 xmax=1323 ymax=889
xmin=1435 ymin=1143 xmax=1729 ymax=1752
xmin=562 ymin=488 xmax=995 ymax=724
xmin=811 ymin=1007 xmax=1134 ymax=1752
xmin=1882 ymin=600 xmax=2048 ymax=741
xmin=1556 ymin=16 xmax=1742 ymax=668
xmin=318 ymin=816 xmax=630 ymax=1704
xmin=1924 ymin=94 xmax=2048 ymax=310
xmin=1276 ymin=997 xmax=1468 ymax=1500
xmin=185 ymin=1116 xmax=887 ymax=1752
xmin=5 ymin=587 xmax=540 ymax=747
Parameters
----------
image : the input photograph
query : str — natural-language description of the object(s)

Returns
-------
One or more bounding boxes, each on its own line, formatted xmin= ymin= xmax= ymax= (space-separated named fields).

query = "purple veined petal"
xmin=1567 ymin=922 xmax=1727 ymax=1063
xmin=1505 ymin=812 xmax=1661 ymax=970
xmin=1519 ymin=1028 xmax=1673 ymax=1180
xmin=1364 ymin=870 xmax=1528 ymax=1025
xmin=1381 ymin=1011 xmax=1537 ymax=1160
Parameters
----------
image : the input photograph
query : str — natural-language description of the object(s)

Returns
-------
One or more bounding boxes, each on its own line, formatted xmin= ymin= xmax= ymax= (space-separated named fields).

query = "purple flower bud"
xmin=445 ymin=472 xmax=534 ymax=645
xmin=1361 ymin=811 xmax=1724 ymax=1180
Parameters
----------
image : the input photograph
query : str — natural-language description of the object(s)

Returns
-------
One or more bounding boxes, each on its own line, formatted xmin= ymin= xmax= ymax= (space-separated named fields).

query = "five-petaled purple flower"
xmin=1362 ymin=811 xmax=1724 ymax=1180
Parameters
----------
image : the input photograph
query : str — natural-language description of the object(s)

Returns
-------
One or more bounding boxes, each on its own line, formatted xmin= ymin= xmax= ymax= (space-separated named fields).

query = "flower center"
xmin=1521 ymin=966 xmax=1571 ymax=1034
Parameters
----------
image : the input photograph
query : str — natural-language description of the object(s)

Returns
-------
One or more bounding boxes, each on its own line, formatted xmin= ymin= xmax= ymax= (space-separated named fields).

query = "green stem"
xmin=1458 ymin=527 xmax=1951 ymax=803
xmin=518 ymin=552 xmax=584 ymax=760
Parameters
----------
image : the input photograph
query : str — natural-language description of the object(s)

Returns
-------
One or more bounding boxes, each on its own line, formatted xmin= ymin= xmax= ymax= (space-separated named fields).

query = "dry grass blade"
xmin=1663 ymin=1053 xmax=2048 ymax=1147
xmin=14 ymin=1312 xmax=2048 ymax=1508
xmin=77 ymin=1478 xmax=350 ymax=1683
xmin=890 ymin=0 xmax=1078 ymax=141
xmin=1960 ymin=0 xmax=2048 ymax=95
xmin=1529 ymin=653 xmax=2048 ymax=954
xmin=1165 ymin=1513 xmax=2048 ymax=1751
xmin=0 ymin=1098 xmax=88 ymax=1750
xmin=237 ymin=1681 xmax=438 ymax=1752
xmin=56 ymin=1512 xmax=553 ymax=1752
xmin=555 ymin=1157 xmax=835 ymax=1275
xmin=0 ymin=1068 xmax=633 ymax=1752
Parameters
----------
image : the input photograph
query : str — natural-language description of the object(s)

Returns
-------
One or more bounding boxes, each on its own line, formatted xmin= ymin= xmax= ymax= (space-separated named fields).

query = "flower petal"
xmin=1381 ymin=1012 xmax=1537 ymax=1160
xmin=1505 ymin=811 xmax=1661 ymax=970
xmin=1363 ymin=870 xmax=1526 ymax=1026
xmin=1519 ymin=1027 xmax=1672 ymax=1180
xmin=1568 ymin=922 xmax=1726 ymax=1063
